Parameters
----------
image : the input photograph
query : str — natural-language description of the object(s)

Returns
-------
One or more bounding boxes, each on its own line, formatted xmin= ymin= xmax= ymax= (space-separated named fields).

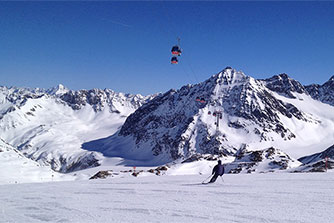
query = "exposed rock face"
xmin=89 ymin=170 xmax=113 ymax=180
xmin=296 ymin=145 xmax=334 ymax=172
xmin=305 ymin=75 xmax=334 ymax=106
xmin=298 ymin=144 xmax=334 ymax=164
xmin=300 ymin=160 xmax=334 ymax=172
xmin=261 ymin=73 xmax=307 ymax=98
xmin=226 ymin=146 xmax=300 ymax=174
xmin=60 ymin=88 xmax=154 ymax=112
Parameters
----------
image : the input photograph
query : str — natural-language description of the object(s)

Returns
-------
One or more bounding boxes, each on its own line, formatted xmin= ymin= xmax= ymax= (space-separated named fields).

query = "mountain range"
xmin=1 ymin=67 xmax=334 ymax=177
xmin=0 ymin=85 xmax=154 ymax=173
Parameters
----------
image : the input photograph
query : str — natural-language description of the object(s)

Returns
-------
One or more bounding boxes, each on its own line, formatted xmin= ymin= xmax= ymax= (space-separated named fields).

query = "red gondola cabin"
xmin=171 ymin=57 xmax=178 ymax=64
xmin=171 ymin=46 xmax=181 ymax=56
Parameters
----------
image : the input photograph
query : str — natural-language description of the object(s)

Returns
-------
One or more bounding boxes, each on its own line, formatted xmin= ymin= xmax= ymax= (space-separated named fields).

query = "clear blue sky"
xmin=1 ymin=1 xmax=334 ymax=95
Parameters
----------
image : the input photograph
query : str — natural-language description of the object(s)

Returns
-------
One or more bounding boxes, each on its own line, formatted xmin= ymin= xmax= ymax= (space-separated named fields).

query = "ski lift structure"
xmin=209 ymin=111 xmax=223 ymax=129
xmin=196 ymin=96 xmax=223 ymax=129
xmin=206 ymin=99 xmax=223 ymax=129
xmin=171 ymin=37 xmax=182 ymax=64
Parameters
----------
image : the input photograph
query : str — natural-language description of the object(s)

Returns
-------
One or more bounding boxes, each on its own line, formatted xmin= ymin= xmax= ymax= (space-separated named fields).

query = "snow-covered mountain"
xmin=299 ymin=144 xmax=334 ymax=164
xmin=84 ymin=67 xmax=334 ymax=169
xmin=0 ymin=138 xmax=72 ymax=184
xmin=295 ymin=144 xmax=334 ymax=172
xmin=225 ymin=146 xmax=301 ymax=174
xmin=305 ymin=75 xmax=334 ymax=106
xmin=0 ymin=85 xmax=154 ymax=172
xmin=46 ymin=84 xmax=69 ymax=96
xmin=2 ymin=67 xmax=334 ymax=175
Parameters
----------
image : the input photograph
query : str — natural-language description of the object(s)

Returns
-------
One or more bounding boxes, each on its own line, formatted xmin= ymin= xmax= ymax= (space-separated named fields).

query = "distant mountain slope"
xmin=0 ymin=85 xmax=154 ymax=172
xmin=0 ymin=139 xmax=71 ymax=184
xmin=295 ymin=144 xmax=334 ymax=172
xmin=305 ymin=76 xmax=334 ymax=106
xmin=299 ymin=144 xmax=334 ymax=164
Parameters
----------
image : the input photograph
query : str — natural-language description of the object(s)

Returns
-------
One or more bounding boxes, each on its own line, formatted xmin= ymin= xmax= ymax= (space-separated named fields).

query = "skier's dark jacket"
xmin=212 ymin=162 xmax=224 ymax=176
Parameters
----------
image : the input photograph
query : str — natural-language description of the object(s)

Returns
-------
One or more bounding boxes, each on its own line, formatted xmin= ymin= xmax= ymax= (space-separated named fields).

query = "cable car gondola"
xmin=170 ymin=38 xmax=182 ymax=64
xmin=171 ymin=57 xmax=178 ymax=64
xmin=171 ymin=46 xmax=182 ymax=56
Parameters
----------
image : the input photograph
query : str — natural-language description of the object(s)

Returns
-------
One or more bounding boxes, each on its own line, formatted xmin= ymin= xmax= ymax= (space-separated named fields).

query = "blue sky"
xmin=1 ymin=1 xmax=334 ymax=95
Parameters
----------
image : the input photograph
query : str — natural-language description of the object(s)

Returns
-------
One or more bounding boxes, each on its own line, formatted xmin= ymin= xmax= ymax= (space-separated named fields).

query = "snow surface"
xmin=0 ymin=139 xmax=73 ymax=185
xmin=1 ymin=173 xmax=333 ymax=223
xmin=270 ymin=92 xmax=334 ymax=158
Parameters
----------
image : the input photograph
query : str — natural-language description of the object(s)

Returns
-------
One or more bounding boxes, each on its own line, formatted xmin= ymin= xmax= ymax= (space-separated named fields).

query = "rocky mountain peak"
xmin=261 ymin=73 xmax=306 ymax=98
xmin=305 ymin=75 xmax=334 ymax=106
xmin=59 ymin=88 xmax=152 ymax=112
xmin=47 ymin=84 xmax=69 ymax=96
xmin=323 ymin=75 xmax=334 ymax=88
xmin=212 ymin=67 xmax=247 ymax=86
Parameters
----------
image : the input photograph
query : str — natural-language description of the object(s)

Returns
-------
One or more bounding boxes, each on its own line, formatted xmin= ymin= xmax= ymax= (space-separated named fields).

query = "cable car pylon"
xmin=213 ymin=111 xmax=223 ymax=130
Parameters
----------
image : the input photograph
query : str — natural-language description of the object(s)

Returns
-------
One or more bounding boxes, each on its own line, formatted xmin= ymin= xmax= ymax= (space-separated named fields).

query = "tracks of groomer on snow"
xmin=1 ymin=173 xmax=333 ymax=223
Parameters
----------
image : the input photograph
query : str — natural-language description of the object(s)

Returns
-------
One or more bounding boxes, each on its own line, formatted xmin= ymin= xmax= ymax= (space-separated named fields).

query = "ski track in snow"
xmin=1 ymin=173 xmax=334 ymax=223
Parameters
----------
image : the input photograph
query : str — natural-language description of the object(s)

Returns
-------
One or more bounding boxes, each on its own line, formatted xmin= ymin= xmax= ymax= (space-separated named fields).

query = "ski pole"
xmin=220 ymin=176 xmax=224 ymax=183
xmin=202 ymin=174 xmax=213 ymax=184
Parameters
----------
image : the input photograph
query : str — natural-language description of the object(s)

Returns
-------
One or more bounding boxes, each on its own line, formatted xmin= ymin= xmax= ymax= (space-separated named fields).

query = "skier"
xmin=209 ymin=160 xmax=224 ymax=183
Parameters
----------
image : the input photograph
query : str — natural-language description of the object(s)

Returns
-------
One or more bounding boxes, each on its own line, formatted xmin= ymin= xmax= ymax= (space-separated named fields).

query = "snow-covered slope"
xmin=225 ymin=146 xmax=301 ymax=174
xmin=84 ymin=67 xmax=334 ymax=168
xmin=2 ymin=173 xmax=334 ymax=223
xmin=294 ymin=144 xmax=334 ymax=172
xmin=0 ymin=85 xmax=153 ymax=172
xmin=299 ymin=144 xmax=334 ymax=164
xmin=0 ymin=139 xmax=72 ymax=185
